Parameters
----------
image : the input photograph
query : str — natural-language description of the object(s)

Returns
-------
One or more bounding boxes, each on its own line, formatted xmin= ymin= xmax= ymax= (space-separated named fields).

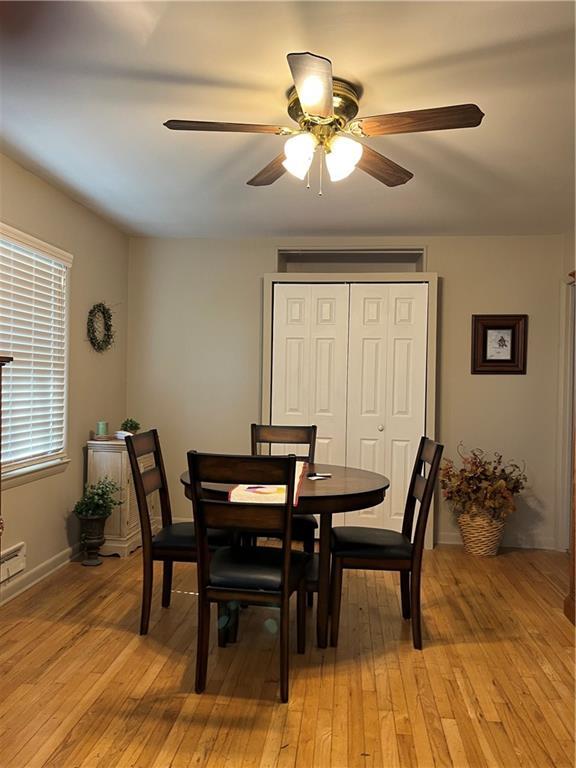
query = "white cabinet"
xmin=271 ymin=282 xmax=428 ymax=533
xmin=86 ymin=439 xmax=159 ymax=557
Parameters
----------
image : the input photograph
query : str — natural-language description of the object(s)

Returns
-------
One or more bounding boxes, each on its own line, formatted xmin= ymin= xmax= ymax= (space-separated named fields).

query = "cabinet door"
xmin=346 ymin=283 xmax=428 ymax=531
xmin=271 ymin=283 xmax=349 ymax=465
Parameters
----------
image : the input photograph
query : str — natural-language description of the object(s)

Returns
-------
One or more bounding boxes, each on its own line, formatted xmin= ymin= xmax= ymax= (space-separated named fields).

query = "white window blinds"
xmin=0 ymin=224 xmax=73 ymax=474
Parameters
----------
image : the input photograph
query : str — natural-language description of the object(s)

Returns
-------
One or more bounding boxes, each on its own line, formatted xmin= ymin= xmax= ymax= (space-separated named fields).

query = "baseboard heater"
xmin=0 ymin=541 xmax=26 ymax=583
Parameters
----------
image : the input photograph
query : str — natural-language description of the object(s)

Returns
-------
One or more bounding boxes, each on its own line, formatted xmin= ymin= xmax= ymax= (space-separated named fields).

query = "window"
xmin=0 ymin=223 xmax=73 ymax=479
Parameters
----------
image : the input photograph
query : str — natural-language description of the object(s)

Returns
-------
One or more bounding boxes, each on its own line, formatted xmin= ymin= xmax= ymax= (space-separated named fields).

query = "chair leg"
xmin=195 ymin=596 xmax=211 ymax=693
xmin=410 ymin=567 xmax=423 ymax=650
xmin=304 ymin=532 xmax=315 ymax=608
xmin=140 ymin=556 xmax=153 ymax=635
xmin=330 ymin=557 xmax=343 ymax=647
xmin=297 ymin=584 xmax=306 ymax=654
xmin=279 ymin=597 xmax=290 ymax=703
xmin=161 ymin=561 xmax=173 ymax=608
xmin=400 ymin=571 xmax=411 ymax=620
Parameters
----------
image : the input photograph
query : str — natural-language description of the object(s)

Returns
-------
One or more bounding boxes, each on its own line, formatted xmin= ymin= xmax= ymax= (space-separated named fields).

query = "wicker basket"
xmin=457 ymin=509 xmax=505 ymax=556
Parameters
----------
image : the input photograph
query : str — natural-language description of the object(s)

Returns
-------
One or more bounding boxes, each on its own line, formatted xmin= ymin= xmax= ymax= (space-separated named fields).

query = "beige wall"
xmin=128 ymin=234 xmax=570 ymax=550
xmin=0 ymin=153 xmax=129 ymax=599
xmin=0 ymin=154 xmax=569 ymax=601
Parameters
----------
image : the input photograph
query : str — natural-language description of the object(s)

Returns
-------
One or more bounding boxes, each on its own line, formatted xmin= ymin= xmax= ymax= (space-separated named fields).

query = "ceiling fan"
xmin=164 ymin=52 xmax=484 ymax=190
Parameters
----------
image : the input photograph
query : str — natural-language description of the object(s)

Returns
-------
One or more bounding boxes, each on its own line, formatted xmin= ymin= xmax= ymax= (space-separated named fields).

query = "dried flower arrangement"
xmin=439 ymin=444 xmax=527 ymax=521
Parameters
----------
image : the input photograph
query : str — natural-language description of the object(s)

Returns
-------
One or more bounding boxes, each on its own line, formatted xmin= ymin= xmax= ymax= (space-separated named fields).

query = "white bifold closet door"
xmin=271 ymin=282 xmax=428 ymax=533
xmin=271 ymin=283 xmax=349 ymax=464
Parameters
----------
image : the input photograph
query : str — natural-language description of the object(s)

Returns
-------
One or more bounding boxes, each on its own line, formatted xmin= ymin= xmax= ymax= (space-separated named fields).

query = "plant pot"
xmin=78 ymin=516 xmax=107 ymax=566
xmin=457 ymin=510 xmax=505 ymax=556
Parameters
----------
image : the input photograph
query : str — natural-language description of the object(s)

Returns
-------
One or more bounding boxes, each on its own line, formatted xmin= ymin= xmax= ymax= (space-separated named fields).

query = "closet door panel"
xmin=271 ymin=284 xmax=312 ymax=455
xmin=308 ymin=285 xmax=349 ymax=465
xmin=271 ymin=283 xmax=349 ymax=464
xmin=385 ymin=284 xmax=428 ymax=530
xmin=346 ymin=283 xmax=428 ymax=530
xmin=346 ymin=285 xmax=390 ymax=527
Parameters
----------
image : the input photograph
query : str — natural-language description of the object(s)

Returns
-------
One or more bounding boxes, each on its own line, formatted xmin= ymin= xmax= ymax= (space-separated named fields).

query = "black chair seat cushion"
xmin=331 ymin=527 xmax=413 ymax=560
xmin=209 ymin=546 xmax=309 ymax=592
xmin=292 ymin=514 xmax=318 ymax=539
xmin=153 ymin=523 xmax=228 ymax=551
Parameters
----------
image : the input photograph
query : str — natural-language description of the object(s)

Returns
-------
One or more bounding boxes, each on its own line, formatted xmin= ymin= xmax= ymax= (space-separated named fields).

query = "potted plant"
xmin=73 ymin=477 xmax=121 ymax=566
xmin=120 ymin=417 xmax=140 ymax=434
xmin=439 ymin=444 xmax=527 ymax=556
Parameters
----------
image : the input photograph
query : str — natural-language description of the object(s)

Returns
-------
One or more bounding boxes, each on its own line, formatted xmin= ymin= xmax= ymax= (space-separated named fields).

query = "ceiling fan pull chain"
xmin=319 ymin=149 xmax=324 ymax=196
xmin=306 ymin=167 xmax=311 ymax=190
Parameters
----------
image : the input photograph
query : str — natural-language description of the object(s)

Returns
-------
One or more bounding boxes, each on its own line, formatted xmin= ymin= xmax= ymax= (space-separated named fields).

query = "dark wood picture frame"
xmin=471 ymin=314 xmax=528 ymax=374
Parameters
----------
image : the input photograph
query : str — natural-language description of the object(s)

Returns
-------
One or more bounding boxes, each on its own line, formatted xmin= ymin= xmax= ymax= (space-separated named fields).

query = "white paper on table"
xmin=229 ymin=461 xmax=306 ymax=506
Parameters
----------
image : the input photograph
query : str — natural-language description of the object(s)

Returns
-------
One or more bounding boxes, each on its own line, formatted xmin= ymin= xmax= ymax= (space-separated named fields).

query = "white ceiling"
xmin=0 ymin=1 xmax=574 ymax=237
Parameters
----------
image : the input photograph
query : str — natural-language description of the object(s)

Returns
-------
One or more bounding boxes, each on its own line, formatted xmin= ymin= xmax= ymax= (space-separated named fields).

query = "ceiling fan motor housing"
xmin=286 ymin=78 xmax=361 ymax=129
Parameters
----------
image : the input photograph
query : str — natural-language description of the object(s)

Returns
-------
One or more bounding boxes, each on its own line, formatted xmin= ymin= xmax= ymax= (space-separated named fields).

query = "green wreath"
xmin=87 ymin=303 xmax=115 ymax=353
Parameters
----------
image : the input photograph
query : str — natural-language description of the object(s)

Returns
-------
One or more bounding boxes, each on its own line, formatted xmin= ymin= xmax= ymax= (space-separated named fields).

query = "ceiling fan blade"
xmin=164 ymin=119 xmax=287 ymax=134
xmin=352 ymin=104 xmax=484 ymax=137
xmin=357 ymin=145 xmax=413 ymax=186
xmin=247 ymin=153 xmax=287 ymax=186
xmin=287 ymin=52 xmax=333 ymax=119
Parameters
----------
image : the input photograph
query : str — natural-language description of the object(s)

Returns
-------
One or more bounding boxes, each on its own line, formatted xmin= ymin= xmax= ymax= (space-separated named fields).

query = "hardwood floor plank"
xmin=0 ymin=548 xmax=572 ymax=768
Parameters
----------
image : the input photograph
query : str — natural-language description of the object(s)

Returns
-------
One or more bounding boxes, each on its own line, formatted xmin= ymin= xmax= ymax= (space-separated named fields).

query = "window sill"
xmin=2 ymin=456 xmax=70 ymax=490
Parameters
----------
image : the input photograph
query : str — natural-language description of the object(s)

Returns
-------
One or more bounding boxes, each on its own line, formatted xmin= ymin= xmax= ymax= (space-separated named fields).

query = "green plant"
xmin=439 ymin=444 xmax=527 ymax=520
xmin=73 ymin=477 xmax=121 ymax=519
xmin=120 ymin=417 xmax=140 ymax=433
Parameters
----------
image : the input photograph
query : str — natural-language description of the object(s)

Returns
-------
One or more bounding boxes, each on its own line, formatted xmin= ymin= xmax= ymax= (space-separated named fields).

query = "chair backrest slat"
xmin=193 ymin=452 xmax=293 ymax=485
xmin=420 ymin=438 xmax=439 ymax=464
xmin=188 ymin=452 xmax=297 ymax=594
xmin=142 ymin=466 xmax=163 ymax=496
xmin=125 ymin=430 xmax=173 ymax=544
xmin=251 ymin=424 xmax=317 ymax=463
xmin=202 ymin=500 xmax=285 ymax=532
xmin=129 ymin=431 xmax=156 ymax=459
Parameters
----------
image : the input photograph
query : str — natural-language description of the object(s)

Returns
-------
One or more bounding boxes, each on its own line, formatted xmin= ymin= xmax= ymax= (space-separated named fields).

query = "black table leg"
xmin=316 ymin=513 xmax=332 ymax=648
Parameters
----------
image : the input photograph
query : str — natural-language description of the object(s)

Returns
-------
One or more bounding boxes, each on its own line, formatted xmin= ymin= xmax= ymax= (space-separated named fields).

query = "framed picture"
xmin=471 ymin=315 xmax=528 ymax=374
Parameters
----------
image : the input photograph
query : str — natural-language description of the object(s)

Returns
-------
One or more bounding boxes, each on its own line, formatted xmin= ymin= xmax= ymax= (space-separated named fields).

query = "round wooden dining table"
xmin=180 ymin=463 xmax=390 ymax=648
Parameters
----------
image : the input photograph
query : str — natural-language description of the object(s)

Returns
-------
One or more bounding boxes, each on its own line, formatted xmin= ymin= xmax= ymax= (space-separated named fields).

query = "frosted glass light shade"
xmin=283 ymin=132 xmax=317 ymax=179
xmin=325 ymin=135 xmax=363 ymax=181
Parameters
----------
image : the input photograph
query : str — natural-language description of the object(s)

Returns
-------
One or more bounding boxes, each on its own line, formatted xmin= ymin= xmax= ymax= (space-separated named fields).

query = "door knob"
xmin=377 ymin=425 xmax=384 ymax=432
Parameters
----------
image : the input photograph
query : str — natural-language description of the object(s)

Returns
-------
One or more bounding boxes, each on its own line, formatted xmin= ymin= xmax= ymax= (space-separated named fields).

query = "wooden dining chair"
xmin=251 ymin=424 xmax=318 ymax=605
xmin=125 ymin=430 xmax=228 ymax=635
xmin=329 ymin=437 xmax=443 ymax=649
xmin=187 ymin=451 xmax=308 ymax=703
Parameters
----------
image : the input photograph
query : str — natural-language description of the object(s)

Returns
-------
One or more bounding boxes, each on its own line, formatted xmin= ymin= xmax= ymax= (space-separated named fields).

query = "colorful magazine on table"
xmin=228 ymin=461 xmax=306 ymax=506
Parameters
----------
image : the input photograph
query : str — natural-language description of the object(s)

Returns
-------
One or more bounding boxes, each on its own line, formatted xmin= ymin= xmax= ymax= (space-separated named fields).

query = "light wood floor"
xmin=0 ymin=546 xmax=573 ymax=768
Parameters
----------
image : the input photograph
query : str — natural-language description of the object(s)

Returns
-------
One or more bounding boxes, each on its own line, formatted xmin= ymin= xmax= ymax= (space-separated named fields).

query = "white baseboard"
xmin=435 ymin=531 xmax=462 ymax=546
xmin=436 ymin=531 xmax=560 ymax=550
xmin=0 ymin=543 xmax=80 ymax=606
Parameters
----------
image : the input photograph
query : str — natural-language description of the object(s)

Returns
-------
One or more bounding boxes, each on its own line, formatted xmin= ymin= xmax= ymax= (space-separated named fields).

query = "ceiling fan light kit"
xmin=164 ymin=51 xmax=485 ymax=193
